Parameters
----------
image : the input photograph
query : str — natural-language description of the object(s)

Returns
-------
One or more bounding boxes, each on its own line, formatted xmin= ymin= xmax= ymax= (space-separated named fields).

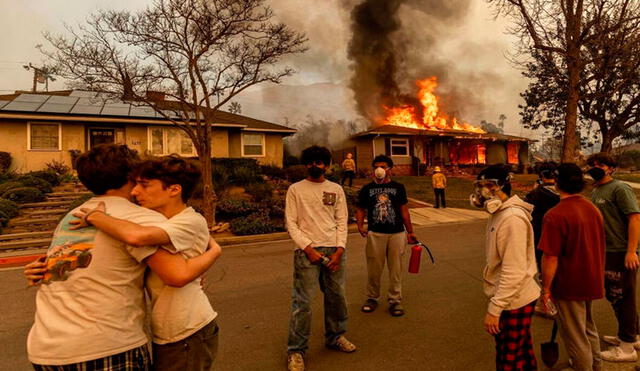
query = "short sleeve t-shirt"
xmin=591 ymin=179 xmax=640 ymax=252
xmin=147 ymin=207 xmax=217 ymax=344
xmin=357 ymin=181 xmax=408 ymax=234
xmin=538 ymin=195 xmax=605 ymax=301
xmin=28 ymin=196 xmax=164 ymax=365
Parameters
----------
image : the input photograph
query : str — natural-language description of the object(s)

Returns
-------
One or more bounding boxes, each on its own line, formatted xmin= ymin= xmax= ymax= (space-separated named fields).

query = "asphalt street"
xmin=0 ymin=220 xmax=637 ymax=371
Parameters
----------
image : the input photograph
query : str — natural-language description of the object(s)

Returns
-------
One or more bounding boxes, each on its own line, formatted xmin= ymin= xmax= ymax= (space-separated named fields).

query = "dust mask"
xmin=374 ymin=167 xmax=386 ymax=180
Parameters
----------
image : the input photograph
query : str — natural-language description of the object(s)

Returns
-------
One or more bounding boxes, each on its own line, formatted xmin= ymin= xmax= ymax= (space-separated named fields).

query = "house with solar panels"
xmin=0 ymin=90 xmax=296 ymax=172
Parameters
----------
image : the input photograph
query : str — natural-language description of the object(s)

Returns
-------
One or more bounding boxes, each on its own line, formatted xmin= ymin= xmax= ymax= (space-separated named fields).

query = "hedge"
xmin=285 ymin=165 xmax=307 ymax=183
xmin=16 ymin=176 xmax=53 ymax=194
xmin=0 ymin=151 xmax=11 ymax=172
xmin=244 ymin=182 xmax=274 ymax=202
xmin=0 ymin=181 xmax=25 ymax=195
xmin=260 ymin=164 xmax=286 ymax=180
xmin=27 ymin=170 xmax=60 ymax=186
xmin=230 ymin=212 xmax=277 ymax=236
xmin=2 ymin=187 xmax=45 ymax=203
xmin=0 ymin=199 xmax=19 ymax=218
xmin=0 ymin=210 xmax=8 ymax=227
xmin=216 ymin=198 xmax=260 ymax=220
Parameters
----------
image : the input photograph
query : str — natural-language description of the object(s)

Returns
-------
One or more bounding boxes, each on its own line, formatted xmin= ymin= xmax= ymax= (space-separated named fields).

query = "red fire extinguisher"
xmin=408 ymin=242 xmax=435 ymax=274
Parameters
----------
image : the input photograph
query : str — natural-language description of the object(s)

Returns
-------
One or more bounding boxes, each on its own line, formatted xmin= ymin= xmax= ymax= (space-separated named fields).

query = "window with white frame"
xmin=29 ymin=123 xmax=60 ymax=150
xmin=390 ymin=138 xmax=409 ymax=156
xmin=149 ymin=127 xmax=195 ymax=156
xmin=242 ymin=133 xmax=265 ymax=157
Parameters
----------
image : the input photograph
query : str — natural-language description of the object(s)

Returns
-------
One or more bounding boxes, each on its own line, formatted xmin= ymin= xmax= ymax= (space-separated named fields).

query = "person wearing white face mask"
xmin=470 ymin=164 xmax=540 ymax=371
xmin=356 ymin=155 xmax=417 ymax=317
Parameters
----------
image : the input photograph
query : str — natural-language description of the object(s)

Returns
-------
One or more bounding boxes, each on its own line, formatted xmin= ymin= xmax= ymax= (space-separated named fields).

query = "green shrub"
xmin=0 ymin=199 xmax=19 ymax=218
xmin=260 ymin=164 xmax=286 ymax=179
xmin=245 ymin=182 xmax=274 ymax=202
xmin=216 ymin=198 xmax=260 ymax=220
xmin=0 ymin=151 xmax=11 ymax=172
xmin=0 ymin=210 xmax=9 ymax=227
xmin=325 ymin=164 xmax=343 ymax=183
xmin=0 ymin=181 xmax=25 ymax=195
xmin=16 ymin=176 xmax=53 ymax=193
xmin=27 ymin=170 xmax=60 ymax=186
xmin=343 ymin=187 xmax=359 ymax=220
xmin=284 ymin=155 xmax=300 ymax=167
xmin=2 ymin=187 xmax=45 ymax=203
xmin=0 ymin=170 xmax=17 ymax=184
xmin=230 ymin=212 xmax=277 ymax=235
xmin=285 ymin=165 xmax=308 ymax=183
xmin=232 ymin=166 xmax=262 ymax=186
xmin=260 ymin=196 xmax=285 ymax=218
xmin=45 ymin=160 xmax=71 ymax=177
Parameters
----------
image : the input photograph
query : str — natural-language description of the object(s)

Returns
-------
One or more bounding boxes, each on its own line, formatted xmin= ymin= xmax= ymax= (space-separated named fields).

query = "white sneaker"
xmin=602 ymin=335 xmax=640 ymax=350
xmin=600 ymin=346 xmax=638 ymax=362
xmin=287 ymin=352 xmax=305 ymax=371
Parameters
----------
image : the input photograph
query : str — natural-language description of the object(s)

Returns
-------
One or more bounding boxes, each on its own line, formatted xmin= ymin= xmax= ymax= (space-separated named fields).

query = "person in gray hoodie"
xmin=470 ymin=164 xmax=540 ymax=371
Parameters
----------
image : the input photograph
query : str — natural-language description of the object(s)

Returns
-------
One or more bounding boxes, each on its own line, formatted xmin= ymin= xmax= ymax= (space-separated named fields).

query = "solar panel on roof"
xmin=101 ymin=102 xmax=131 ymax=116
xmin=71 ymin=97 xmax=104 ymax=115
xmin=129 ymin=105 xmax=158 ymax=118
xmin=38 ymin=96 xmax=80 ymax=114
xmin=14 ymin=94 xmax=49 ymax=103
xmin=68 ymin=91 xmax=99 ymax=98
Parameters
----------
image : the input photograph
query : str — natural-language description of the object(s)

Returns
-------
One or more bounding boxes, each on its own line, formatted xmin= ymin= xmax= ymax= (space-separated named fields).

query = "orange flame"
xmin=382 ymin=77 xmax=485 ymax=133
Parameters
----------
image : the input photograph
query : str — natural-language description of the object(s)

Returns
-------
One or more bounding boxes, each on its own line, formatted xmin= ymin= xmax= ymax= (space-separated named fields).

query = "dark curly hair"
xmin=556 ymin=163 xmax=585 ymax=194
xmin=372 ymin=155 xmax=394 ymax=168
xmin=301 ymin=146 xmax=332 ymax=166
xmin=587 ymin=152 xmax=617 ymax=168
xmin=75 ymin=144 xmax=140 ymax=195
xmin=135 ymin=155 xmax=202 ymax=202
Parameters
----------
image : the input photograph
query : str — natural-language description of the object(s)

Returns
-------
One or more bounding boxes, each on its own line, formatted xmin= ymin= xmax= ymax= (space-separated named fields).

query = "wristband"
xmin=82 ymin=209 xmax=103 ymax=226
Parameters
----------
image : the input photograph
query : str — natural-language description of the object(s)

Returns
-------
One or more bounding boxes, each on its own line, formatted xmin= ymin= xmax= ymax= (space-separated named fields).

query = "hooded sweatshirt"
xmin=483 ymin=195 xmax=540 ymax=317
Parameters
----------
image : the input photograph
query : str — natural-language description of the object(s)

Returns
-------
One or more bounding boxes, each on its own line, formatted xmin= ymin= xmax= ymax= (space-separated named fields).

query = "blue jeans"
xmin=287 ymin=247 xmax=348 ymax=353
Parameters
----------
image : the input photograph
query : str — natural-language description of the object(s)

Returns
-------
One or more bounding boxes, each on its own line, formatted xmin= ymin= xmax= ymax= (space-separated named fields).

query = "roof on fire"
xmin=350 ymin=125 xmax=532 ymax=142
xmin=0 ymin=91 xmax=296 ymax=134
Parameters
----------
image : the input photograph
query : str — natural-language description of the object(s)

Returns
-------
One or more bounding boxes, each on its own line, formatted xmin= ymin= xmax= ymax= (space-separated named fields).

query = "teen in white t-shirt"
xmin=70 ymin=156 xmax=221 ymax=370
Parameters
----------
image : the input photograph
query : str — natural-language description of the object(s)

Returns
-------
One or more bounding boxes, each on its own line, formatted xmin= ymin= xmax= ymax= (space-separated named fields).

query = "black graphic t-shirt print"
xmin=356 ymin=181 xmax=408 ymax=234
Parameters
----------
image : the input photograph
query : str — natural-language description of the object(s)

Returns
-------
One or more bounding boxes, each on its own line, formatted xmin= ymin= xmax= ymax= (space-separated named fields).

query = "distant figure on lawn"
xmin=284 ymin=145 xmax=354 ymax=371
xmin=431 ymin=166 xmax=447 ymax=208
xmin=356 ymin=155 xmax=418 ymax=317
xmin=341 ymin=153 xmax=356 ymax=187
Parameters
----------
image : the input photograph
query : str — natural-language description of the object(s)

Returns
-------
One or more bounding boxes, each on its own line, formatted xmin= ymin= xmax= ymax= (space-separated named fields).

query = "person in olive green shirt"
xmin=587 ymin=152 xmax=640 ymax=362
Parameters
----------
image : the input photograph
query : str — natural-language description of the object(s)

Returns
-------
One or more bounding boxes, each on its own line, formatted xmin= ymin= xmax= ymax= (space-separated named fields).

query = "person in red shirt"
xmin=538 ymin=163 xmax=606 ymax=371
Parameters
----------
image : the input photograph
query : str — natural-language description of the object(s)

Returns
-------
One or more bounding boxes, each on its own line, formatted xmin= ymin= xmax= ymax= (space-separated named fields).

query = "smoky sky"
xmin=343 ymin=0 xmax=509 ymax=126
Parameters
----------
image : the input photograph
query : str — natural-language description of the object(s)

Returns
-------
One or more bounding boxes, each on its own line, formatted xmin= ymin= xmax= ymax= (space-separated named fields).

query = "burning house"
xmin=347 ymin=77 xmax=531 ymax=175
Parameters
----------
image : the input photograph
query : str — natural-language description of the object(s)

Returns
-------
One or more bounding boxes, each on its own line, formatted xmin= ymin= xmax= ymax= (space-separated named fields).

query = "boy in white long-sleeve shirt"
xmin=470 ymin=164 xmax=540 ymax=371
xmin=285 ymin=146 xmax=354 ymax=371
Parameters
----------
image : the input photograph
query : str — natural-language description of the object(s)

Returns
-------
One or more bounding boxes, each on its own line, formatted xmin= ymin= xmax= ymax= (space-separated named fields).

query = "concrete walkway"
xmin=409 ymin=207 xmax=488 ymax=226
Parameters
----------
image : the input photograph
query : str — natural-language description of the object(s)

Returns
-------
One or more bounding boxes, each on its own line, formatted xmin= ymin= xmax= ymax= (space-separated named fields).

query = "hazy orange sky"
xmin=0 ymin=0 xmax=535 ymax=138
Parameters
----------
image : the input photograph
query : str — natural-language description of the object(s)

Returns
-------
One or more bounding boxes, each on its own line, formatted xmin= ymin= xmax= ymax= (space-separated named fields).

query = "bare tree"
xmin=488 ymin=0 xmax=639 ymax=160
xmin=43 ymin=0 xmax=307 ymax=225
xmin=516 ymin=1 xmax=640 ymax=153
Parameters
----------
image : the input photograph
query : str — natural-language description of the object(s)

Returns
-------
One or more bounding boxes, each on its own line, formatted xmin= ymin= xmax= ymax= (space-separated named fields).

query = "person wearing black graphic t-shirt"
xmin=356 ymin=155 xmax=417 ymax=317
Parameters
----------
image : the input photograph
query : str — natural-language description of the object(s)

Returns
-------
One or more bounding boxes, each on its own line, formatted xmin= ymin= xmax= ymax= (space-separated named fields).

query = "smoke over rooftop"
xmin=346 ymin=0 xmax=487 ymax=127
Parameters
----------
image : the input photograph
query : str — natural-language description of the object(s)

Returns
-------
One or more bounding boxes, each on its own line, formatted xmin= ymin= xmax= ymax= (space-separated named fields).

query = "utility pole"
xmin=23 ymin=63 xmax=56 ymax=92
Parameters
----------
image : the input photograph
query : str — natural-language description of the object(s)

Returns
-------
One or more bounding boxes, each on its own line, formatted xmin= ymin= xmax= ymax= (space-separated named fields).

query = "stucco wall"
xmin=227 ymin=131 xmax=284 ymax=166
xmin=356 ymin=139 xmax=374 ymax=173
xmin=0 ymin=120 xmax=84 ymax=172
xmin=124 ymin=125 xmax=147 ymax=154
xmin=212 ymin=129 xmax=229 ymax=157
xmin=486 ymin=142 xmax=507 ymax=164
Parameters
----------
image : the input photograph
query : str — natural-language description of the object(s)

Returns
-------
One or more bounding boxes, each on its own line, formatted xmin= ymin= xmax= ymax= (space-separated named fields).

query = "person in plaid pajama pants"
xmin=494 ymin=302 xmax=537 ymax=370
xmin=473 ymin=165 xmax=541 ymax=371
